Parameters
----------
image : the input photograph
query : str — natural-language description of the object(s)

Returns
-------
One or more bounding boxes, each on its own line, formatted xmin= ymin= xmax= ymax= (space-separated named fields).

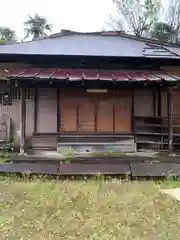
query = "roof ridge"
xmin=1 ymin=30 xmax=180 ymax=49
xmin=49 ymin=30 xmax=180 ymax=48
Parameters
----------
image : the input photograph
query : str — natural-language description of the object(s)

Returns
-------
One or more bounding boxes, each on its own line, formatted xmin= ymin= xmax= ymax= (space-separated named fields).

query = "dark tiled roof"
xmin=0 ymin=30 xmax=179 ymax=58
xmin=8 ymin=68 xmax=180 ymax=82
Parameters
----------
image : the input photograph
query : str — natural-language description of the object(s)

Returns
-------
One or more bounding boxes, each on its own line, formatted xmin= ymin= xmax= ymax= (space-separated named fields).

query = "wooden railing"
xmin=134 ymin=116 xmax=180 ymax=150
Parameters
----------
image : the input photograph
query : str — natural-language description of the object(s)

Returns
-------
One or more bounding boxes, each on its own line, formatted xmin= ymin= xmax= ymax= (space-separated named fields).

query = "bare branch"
xmin=108 ymin=0 xmax=161 ymax=37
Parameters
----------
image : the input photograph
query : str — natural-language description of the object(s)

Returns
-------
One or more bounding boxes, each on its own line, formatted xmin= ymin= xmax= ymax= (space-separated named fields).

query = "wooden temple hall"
xmin=0 ymin=30 xmax=180 ymax=154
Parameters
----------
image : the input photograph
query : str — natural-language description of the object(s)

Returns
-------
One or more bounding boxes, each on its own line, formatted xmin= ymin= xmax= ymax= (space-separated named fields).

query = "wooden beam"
xmin=76 ymin=100 xmax=79 ymax=132
xmin=94 ymin=98 xmax=97 ymax=132
xmin=113 ymin=91 xmax=115 ymax=132
xmin=20 ymin=87 xmax=26 ymax=154
xmin=153 ymin=88 xmax=156 ymax=116
xmin=131 ymin=88 xmax=135 ymax=133
xmin=57 ymin=88 xmax=60 ymax=131
xmin=34 ymin=86 xmax=37 ymax=132
xmin=167 ymin=87 xmax=173 ymax=154
xmin=157 ymin=86 xmax=161 ymax=117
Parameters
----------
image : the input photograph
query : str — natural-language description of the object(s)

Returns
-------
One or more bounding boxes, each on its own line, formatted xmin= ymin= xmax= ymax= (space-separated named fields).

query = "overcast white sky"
xmin=0 ymin=0 xmax=114 ymax=40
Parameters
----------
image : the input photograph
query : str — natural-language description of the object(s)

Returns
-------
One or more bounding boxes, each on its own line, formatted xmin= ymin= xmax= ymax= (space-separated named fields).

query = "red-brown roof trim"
xmin=7 ymin=68 xmax=180 ymax=82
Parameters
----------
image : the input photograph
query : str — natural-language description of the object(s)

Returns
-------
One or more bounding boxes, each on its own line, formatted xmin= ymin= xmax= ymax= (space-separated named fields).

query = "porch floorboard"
xmin=3 ymin=154 xmax=180 ymax=178
xmin=0 ymin=163 xmax=58 ymax=175
xmin=8 ymin=153 xmax=180 ymax=164
xmin=130 ymin=163 xmax=180 ymax=177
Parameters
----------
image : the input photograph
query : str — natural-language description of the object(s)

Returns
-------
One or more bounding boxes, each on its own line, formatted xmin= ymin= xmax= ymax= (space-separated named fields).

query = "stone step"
xmin=57 ymin=142 xmax=137 ymax=154
xmin=59 ymin=136 xmax=134 ymax=143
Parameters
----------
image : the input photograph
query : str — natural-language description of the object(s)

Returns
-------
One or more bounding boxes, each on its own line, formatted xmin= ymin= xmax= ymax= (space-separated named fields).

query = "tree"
xmin=0 ymin=27 xmax=16 ymax=44
xmin=151 ymin=22 xmax=176 ymax=42
xmin=165 ymin=0 xmax=180 ymax=44
xmin=24 ymin=14 xmax=52 ymax=40
xmin=108 ymin=0 xmax=161 ymax=37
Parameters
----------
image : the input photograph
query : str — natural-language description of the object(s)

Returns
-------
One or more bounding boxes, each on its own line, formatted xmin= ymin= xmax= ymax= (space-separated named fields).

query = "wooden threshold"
xmin=134 ymin=132 xmax=180 ymax=136
xmin=135 ymin=124 xmax=180 ymax=128
xmin=33 ymin=132 xmax=133 ymax=136
xmin=135 ymin=116 xmax=180 ymax=120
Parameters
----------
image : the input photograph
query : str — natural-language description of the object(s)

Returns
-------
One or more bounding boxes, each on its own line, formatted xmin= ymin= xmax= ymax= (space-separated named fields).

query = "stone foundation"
xmin=57 ymin=139 xmax=137 ymax=155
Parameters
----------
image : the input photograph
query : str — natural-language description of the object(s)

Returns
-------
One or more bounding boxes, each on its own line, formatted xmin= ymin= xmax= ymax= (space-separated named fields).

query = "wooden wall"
xmin=160 ymin=89 xmax=180 ymax=117
xmin=160 ymin=66 xmax=180 ymax=117
xmin=0 ymin=91 xmax=35 ymax=138
xmin=36 ymin=88 xmax=57 ymax=133
xmin=59 ymin=88 xmax=132 ymax=133
xmin=134 ymin=89 xmax=154 ymax=116
xmin=0 ymin=87 xmax=158 ymax=137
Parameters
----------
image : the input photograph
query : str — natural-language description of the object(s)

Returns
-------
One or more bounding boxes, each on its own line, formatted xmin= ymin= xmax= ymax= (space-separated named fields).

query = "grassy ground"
xmin=0 ymin=179 xmax=180 ymax=239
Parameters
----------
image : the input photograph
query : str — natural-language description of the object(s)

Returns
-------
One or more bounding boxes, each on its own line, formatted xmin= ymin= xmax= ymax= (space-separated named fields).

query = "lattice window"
xmin=12 ymin=87 xmax=20 ymax=100
xmin=12 ymin=87 xmax=35 ymax=100
xmin=25 ymin=88 xmax=34 ymax=100
xmin=0 ymin=92 xmax=12 ymax=105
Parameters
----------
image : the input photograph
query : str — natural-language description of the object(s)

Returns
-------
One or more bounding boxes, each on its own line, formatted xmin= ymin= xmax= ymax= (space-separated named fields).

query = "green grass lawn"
xmin=0 ymin=179 xmax=180 ymax=239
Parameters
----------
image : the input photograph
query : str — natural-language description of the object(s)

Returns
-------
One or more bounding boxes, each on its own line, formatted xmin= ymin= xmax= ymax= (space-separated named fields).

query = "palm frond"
xmin=24 ymin=13 xmax=52 ymax=40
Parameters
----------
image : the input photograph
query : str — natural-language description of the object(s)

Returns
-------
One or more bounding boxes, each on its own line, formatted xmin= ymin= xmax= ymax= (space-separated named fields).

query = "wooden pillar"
xmin=76 ymin=100 xmax=79 ymax=132
xmin=94 ymin=98 xmax=97 ymax=132
xmin=167 ymin=87 xmax=173 ymax=154
xmin=20 ymin=87 xmax=26 ymax=154
xmin=57 ymin=87 xmax=60 ymax=131
xmin=157 ymin=86 xmax=161 ymax=117
xmin=153 ymin=88 xmax=156 ymax=116
xmin=131 ymin=88 xmax=135 ymax=133
xmin=34 ymin=86 xmax=37 ymax=132
xmin=113 ymin=90 xmax=115 ymax=132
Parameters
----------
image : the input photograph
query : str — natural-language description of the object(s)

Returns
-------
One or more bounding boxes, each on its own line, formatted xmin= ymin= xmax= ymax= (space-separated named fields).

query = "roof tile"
xmin=7 ymin=68 xmax=180 ymax=82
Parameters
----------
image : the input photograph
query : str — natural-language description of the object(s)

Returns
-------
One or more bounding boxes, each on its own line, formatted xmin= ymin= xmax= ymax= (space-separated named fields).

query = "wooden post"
xmin=20 ymin=87 xmax=26 ymax=154
xmin=157 ymin=87 xmax=161 ymax=117
xmin=113 ymin=90 xmax=115 ymax=133
xmin=131 ymin=88 xmax=135 ymax=133
xmin=57 ymin=87 xmax=60 ymax=131
xmin=131 ymin=87 xmax=137 ymax=145
xmin=76 ymin=100 xmax=79 ymax=132
xmin=153 ymin=88 xmax=156 ymax=116
xmin=34 ymin=86 xmax=37 ymax=132
xmin=167 ymin=87 xmax=173 ymax=154
xmin=94 ymin=99 xmax=97 ymax=132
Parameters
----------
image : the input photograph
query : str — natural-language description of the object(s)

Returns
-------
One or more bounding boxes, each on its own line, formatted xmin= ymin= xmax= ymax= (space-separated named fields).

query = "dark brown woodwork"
xmin=153 ymin=88 xmax=156 ymax=116
xmin=113 ymin=91 xmax=115 ymax=132
xmin=157 ymin=87 xmax=161 ymax=117
xmin=131 ymin=88 xmax=135 ymax=133
xmin=20 ymin=87 xmax=26 ymax=154
xmin=167 ymin=87 xmax=173 ymax=154
xmin=78 ymin=91 xmax=95 ymax=132
xmin=94 ymin=99 xmax=98 ymax=132
xmin=59 ymin=88 xmax=132 ymax=133
xmin=60 ymin=89 xmax=77 ymax=131
xmin=57 ymin=88 xmax=60 ymax=131
xmin=97 ymin=92 xmax=113 ymax=132
xmin=115 ymin=90 xmax=131 ymax=132
xmin=76 ymin=100 xmax=79 ymax=131
xmin=34 ymin=86 xmax=37 ymax=132
xmin=160 ymin=90 xmax=167 ymax=117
